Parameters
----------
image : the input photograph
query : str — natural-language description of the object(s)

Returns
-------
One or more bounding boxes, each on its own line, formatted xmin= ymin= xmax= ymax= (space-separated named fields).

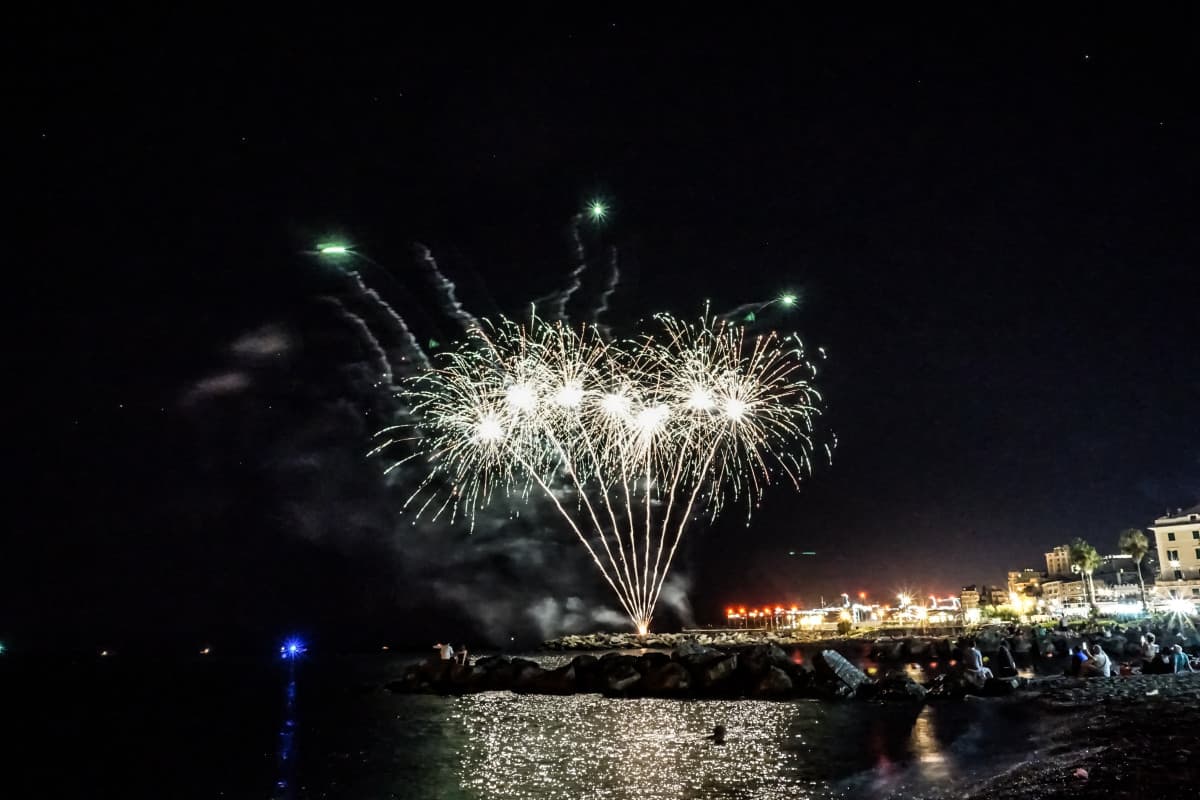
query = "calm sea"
xmin=2 ymin=652 xmax=1044 ymax=799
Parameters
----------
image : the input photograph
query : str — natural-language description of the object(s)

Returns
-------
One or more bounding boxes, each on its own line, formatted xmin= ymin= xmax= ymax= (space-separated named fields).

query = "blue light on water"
xmin=279 ymin=638 xmax=306 ymax=659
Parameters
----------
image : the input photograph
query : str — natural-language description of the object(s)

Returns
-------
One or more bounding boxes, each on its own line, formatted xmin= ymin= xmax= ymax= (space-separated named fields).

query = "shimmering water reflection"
xmin=446 ymin=693 xmax=1033 ymax=800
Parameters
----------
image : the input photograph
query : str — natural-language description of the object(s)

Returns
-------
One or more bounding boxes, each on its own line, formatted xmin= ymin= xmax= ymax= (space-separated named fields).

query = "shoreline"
xmin=962 ymin=672 xmax=1200 ymax=798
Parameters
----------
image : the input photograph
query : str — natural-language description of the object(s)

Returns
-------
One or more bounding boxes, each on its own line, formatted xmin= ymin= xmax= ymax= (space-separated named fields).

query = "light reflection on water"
xmin=455 ymin=694 xmax=820 ymax=799
xmin=438 ymin=692 xmax=1030 ymax=800
xmin=277 ymin=655 xmax=1041 ymax=799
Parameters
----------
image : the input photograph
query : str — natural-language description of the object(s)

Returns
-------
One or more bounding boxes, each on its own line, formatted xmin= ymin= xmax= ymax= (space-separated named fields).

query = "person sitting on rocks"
xmin=962 ymin=638 xmax=993 ymax=688
xmin=993 ymin=644 xmax=1019 ymax=679
xmin=1169 ymin=645 xmax=1195 ymax=674
xmin=1067 ymin=645 xmax=1089 ymax=677
xmin=1082 ymin=644 xmax=1111 ymax=677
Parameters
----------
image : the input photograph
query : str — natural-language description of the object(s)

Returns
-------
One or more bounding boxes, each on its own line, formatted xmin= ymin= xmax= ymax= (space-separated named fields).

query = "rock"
xmin=530 ymin=664 xmax=576 ymax=694
xmin=637 ymin=652 xmax=672 ymax=673
xmin=510 ymin=659 xmax=546 ymax=691
xmin=814 ymin=650 xmax=869 ymax=692
xmin=474 ymin=655 xmax=511 ymax=674
xmin=870 ymin=671 xmax=928 ymax=703
xmin=570 ymin=653 xmax=599 ymax=671
xmin=570 ymin=654 xmax=603 ymax=692
xmin=982 ymin=677 xmax=1020 ymax=696
xmin=675 ymin=641 xmax=718 ymax=660
xmin=904 ymin=638 xmax=929 ymax=659
xmin=642 ymin=662 xmax=692 ymax=694
xmin=602 ymin=662 xmax=642 ymax=693
xmin=755 ymin=666 xmax=794 ymax=696
xmin=699 ymin=654 xmax=739 ymax=688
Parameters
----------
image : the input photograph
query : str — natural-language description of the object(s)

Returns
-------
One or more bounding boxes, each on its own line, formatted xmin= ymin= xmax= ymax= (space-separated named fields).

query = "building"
xmin=959 ymin=585 xmax=981 ymax=610
xmin=1151 ymin=504 xmax=1200 ymax=600
xmin=1007 ymin=568 xmax=1043 ymax=599
xmin=1045 ymin=545 xmax=1072 ymax=578
xmin=1041 ymin=578 xmax=1087 ymax=608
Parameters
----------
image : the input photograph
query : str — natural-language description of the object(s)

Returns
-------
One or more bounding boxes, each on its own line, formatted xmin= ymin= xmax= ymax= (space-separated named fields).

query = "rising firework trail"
xmin=374 ymin=311 xmax=827 ymax=633
xmin=321 ymin=297 xmax=396 ymax=390
xmin=415 ymin=243 xmax=480 ymax=333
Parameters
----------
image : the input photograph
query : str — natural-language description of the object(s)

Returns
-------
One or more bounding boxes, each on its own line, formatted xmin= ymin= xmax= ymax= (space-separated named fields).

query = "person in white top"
xmin=1083 ymin=644 xmax=1112 ymax=677
xmin=434 ymin=642 xmax=454 ymax=661
xmin=962 ymin=639 xmax=993 ymax=688
xmin=1140 ymin=634 xmax=1158 ymax=659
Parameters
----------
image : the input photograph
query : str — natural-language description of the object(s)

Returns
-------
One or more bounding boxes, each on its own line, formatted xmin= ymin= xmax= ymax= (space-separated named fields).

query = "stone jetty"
xmin=386 ymin=643 xmax=927 ymax=703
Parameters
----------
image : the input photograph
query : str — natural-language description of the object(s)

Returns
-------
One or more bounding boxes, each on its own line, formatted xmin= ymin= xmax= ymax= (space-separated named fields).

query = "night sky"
xmin=19 ymin=11 xmax=1199 ymax=650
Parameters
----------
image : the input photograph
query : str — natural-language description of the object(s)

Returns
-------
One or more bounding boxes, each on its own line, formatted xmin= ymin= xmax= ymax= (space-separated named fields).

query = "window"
xmin=1194 ymin=588 xmax=1200 ymax=596
xmin=1195 ymin=548 xmax=1200 ymax=560
xmin=1168 ymin=549 xmax=1179 ymax=561
xmin=1193 ymin=530 xmax=1199 ymax=539
xmin=1176 ymin=570 xmax=1184 ymax=580
xmin=1168 ymin=532 xmax=1176 ymax=541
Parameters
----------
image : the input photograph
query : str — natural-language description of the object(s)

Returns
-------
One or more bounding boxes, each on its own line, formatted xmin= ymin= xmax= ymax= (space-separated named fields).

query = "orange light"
xmin=859 ymin=592 xmax=867 ymax=599
xmin=929 ymin=661 xmax=938 ymax=669
xmin=738 ymin=607 xmax=746 ymax=614
xmin=790 ymin=605 xmax=799 ymax=612
xmin=948 ymin=659 xmax=956 ymax=666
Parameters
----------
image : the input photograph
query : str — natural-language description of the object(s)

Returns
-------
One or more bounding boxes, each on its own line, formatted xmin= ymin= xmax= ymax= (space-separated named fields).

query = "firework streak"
xmin=372 ymin=312 xmax=826 ymax=633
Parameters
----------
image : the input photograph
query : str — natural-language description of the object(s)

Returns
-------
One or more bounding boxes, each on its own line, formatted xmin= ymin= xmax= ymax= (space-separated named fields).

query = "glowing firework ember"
xmin=375 ymin=312 xmax=827 ymax=633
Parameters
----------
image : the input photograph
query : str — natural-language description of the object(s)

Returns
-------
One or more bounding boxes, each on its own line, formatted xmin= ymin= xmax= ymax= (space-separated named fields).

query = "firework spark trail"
xmin=321 ymin=297 xmax=397 ymax=390
xmin=414 ymin=243 xmax=480 ymax=333
xmin=380 ymin=312 xmax=827 ymax=633
xmin=346 ymin=272 xmax=432 ymax=370
xmin=554 ymin=215 xmax=589 ymax=320
xmin=590 ymin=247 xmax=620 ymax=334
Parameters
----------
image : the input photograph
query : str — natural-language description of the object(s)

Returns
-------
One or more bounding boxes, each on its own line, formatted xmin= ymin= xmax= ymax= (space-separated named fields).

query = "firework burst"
xmin=374 ymin=309 xmax=827 ymax=634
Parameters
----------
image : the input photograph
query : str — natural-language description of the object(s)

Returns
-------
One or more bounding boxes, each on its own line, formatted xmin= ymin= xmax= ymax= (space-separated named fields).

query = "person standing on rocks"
xmin=1140 ymin=634 xmax=1159 ymax=664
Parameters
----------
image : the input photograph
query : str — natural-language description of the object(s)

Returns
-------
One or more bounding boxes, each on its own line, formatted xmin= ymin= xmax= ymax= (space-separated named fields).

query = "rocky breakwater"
xmin=386 ymin=643 xmax=927 ymax=704
xmin=542 ymin=630 xmax=848 ymax=651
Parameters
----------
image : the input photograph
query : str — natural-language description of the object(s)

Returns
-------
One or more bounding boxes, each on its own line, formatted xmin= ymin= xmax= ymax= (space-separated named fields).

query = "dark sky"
xmin=19 ymin=10 xmax=1199 ymax=649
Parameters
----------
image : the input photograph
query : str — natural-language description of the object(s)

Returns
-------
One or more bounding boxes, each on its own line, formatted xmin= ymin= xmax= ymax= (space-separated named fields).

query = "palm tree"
xmin=1069 ymin=538 xmax=1102 ymax=612
xmin=1118 ymin=528 xmax=1151 ymax=613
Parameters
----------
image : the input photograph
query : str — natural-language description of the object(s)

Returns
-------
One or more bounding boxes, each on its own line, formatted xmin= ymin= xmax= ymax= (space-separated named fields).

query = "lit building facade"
xmin=1007 ymin=568 xmax=1042 ymax=598
xmin=1151 ymin=504 xmax=1200 ymax=600
xmin=1045 ymin=545 xmax=1072 ymax=578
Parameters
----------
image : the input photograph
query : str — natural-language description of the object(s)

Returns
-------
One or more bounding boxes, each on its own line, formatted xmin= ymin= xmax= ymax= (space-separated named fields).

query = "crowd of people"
xmin=957 ymin=627 xmax=1196 ymax=687
xmin=1064 ymin=632 xmax=1195 ymax=678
